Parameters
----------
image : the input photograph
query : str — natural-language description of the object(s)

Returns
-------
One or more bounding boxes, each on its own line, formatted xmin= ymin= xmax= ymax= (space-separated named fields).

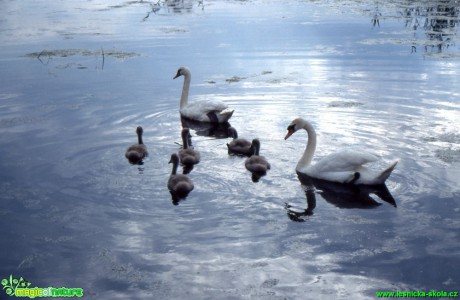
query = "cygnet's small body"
xmin=125 ymin=126 xmax=148 ymax=164
xmin=179 ymin=128 xmax=200 ymax=166
xmin=168 ymin=153 xmax=194 ymax=199
xmin=245 ymin=139 xmax=270 ymax=174
xmin=226 ymin=127 xmax=253 ymax=156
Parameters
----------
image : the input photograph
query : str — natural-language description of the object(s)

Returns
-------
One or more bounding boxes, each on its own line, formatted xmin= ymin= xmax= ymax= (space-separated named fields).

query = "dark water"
xmin=1 ymin=0 xmax=459 ymax=299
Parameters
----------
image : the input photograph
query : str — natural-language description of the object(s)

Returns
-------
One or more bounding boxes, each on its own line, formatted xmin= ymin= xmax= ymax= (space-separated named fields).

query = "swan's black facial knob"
xmin=285 ymin=124 xmax=296 ymax=140
xmin=173 ymin=68 xmax=182 ymax=79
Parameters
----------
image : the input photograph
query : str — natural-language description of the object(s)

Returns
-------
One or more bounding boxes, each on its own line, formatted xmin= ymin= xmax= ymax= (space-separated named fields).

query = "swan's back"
xmin=299 ymin=150 xmax=397 ymax=185
xmin=306 ymin=149 xmax=378 ymax=173
xmin=181 ymin=100 xmax=234 ymax=123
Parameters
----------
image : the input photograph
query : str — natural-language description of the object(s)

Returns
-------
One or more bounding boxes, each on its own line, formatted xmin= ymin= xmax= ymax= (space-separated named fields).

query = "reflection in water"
xmin=250 ymin=171 xmax=266 ymax=183
xmin=1 ymin=0 xmax=459 ymax=297
xmin=286 ymin=173 xmax=397 ymax=221
xmin=285 ymin=185 xmax=316 ymax=222
xmin=181 ymin=117 xmax=231 ymax=139
xmin=143 ymin=0 xmax=203 ymax=20
xmin=373 ymin=1 xmax=460 ymax=54
xmin=166 ymin=0 xmax=196 ymax=13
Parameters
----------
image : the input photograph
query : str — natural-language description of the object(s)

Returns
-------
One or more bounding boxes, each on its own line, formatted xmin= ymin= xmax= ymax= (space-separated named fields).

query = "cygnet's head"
xmin=169 ymin=153 xmax=180 ymax=165
xmin=250 ymin=139 xmax=261 ymax=155
xmin=228 ymin=127 xmax=238 ymax=139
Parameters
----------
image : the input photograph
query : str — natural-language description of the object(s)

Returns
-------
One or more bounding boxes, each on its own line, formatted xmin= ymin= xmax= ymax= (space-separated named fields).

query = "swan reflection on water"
xmin=181 ymin=117 xmax=231 ymax=139
xmin=286 ymin=173 xmax=397 ymax=222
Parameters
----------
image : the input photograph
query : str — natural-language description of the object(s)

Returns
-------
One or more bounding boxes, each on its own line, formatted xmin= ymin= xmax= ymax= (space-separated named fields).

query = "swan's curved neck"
xmin=180 ymin=71 xmax=191 ymax=109
xmin=298 ymin=121 xmax=317 ymax=169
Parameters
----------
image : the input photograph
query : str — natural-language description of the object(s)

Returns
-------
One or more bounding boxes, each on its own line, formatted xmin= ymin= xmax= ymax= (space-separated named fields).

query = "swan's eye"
xmin=287 ymin=124 xmax=296 ymax=131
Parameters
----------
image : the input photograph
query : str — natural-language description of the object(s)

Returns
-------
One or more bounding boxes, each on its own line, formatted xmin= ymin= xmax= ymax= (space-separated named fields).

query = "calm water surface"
xmin=1 ymin=0 xmax=459 ymax=299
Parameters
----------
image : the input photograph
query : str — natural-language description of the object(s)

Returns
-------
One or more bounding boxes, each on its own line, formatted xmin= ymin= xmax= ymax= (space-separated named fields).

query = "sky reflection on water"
xmin=0 ymin=0 xmax=459 ymax=299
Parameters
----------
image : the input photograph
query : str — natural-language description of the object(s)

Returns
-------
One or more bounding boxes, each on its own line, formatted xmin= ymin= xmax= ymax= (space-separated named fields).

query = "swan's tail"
xmin=219 ymin=109 xmax=234 ymax=123
xmin=377 ymin=160 xmax=398 ymax=183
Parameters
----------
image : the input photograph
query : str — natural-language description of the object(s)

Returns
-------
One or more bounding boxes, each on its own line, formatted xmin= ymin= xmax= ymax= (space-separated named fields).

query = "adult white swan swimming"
xmin=173 ymin=67 xmax=234 ymax=123
xmin=284 ymin=118 xmax=398 ymax=185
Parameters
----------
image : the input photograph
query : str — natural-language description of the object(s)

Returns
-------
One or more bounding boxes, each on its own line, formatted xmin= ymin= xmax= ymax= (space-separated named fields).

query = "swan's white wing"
xmin=299 ymin=150 xmax=397 ymax=184
xmin=298 ymin=149 xmax=380 ymax=183
xmin=181 ymin=100 xmax=233 ymax=122
xmin=313 ymin=149 xmax=379 ymax=173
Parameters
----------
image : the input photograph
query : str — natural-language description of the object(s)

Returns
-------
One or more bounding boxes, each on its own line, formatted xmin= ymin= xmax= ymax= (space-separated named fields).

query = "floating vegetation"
xmin=435 ymin=147 xmax=460 ymax=163
xmin=360 ymin=0 xmax=460 ymax=56
xmin=423 ymin=132 xmax=460 ymax=144
xmin=0 ymin=116 xmax=47 ymax=128
xmin=226 ymin=76 xmax=245 ymax=83
xmin=25 ymin=49 xmax=140 ymax=60
xmin=24 ymin=48 xmax=141 ymax=70
xmin=423 ymin=131 xmax=460 ymax=163
xmin=328 ymin=101 xmax=364 ymax=108
xmin=225 ymin=70 xmax=274 ymax=83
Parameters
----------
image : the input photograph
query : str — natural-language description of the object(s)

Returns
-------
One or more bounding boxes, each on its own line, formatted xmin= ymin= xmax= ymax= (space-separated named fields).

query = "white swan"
xmin=284 ymin=118 xmax=398 ymax=185
xmin=173 ymin=67 xmax=234 ymax=123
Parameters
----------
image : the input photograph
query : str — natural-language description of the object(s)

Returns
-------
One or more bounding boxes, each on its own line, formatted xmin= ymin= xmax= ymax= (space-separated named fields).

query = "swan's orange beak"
xmin=173 ymin=70 xmax=181 ymax=79
xmin=284 ymin=128 xmax=294 ymax=140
